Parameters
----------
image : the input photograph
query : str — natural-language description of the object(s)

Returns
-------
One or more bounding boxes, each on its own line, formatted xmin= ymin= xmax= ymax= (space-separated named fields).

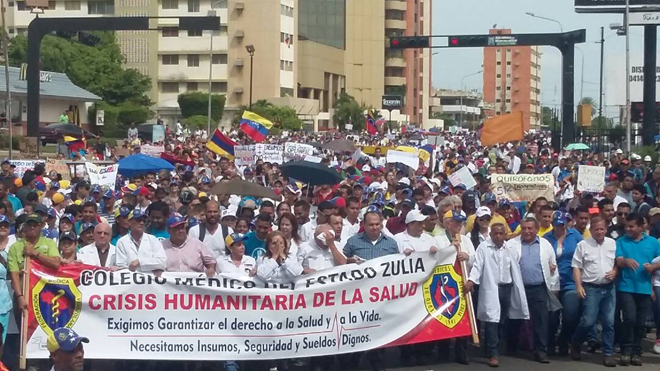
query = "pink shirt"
xmin=162 ymin=236 xmax=216 ymax=272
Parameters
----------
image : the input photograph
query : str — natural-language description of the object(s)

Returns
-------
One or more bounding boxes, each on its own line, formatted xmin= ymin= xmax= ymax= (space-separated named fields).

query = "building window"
xmin=162 ymin=0 xmax=178 ymax=10
xmin=496 ymin=99 xmax=501 ymax=103
xmin=280 ymin=32 xmax=293 ymax=45
xmin=280 ymin=87 xmax=294 ymax=97
xmin=280 ymin=60 xmax=293 ymax=72
xmin=187 ymin=55 xmax=200 ymax=67
xmin=506 ymin=99 xmax=511 ymax=103
xmin=212 ymin=54 xmax=228 ymax=64
xmin=162 ymin=55 xmax=179 ymax=65
xmin=506 ymin=74 xmax=511 ymax=78
xmin=496 ymin=87 xmax=501 ymax=91
xmin=48 ymin=1 xmax=56 ymax=9
xmin=280 ymin=4 xmax=293 ymax=17
xmin=496 ymin=74 xmax=501 ymax=78
xmin=187 ymin=0 xmax=199 ymax=12
xmin=507 ymin=61 xmax=512 ymax=65
xmin=187 ymin=82 xmax=198 ymax=91
xmin=88 ymin=0 xmax=114 ymax=15
xmin=64 ymin=1 xmax=81 ymax=10
xmin=211 ymin=0 xmax=227 ymax=8
xmin=162 ymin=27 xmax=179 ymax=37
xmin=506 ymin=86 xmax=511 ymax=91
xmin=16 ymin=1 xmax=27 ymax=10
xmin=187 ymin=29 xmax=202 ymax=37
xmin=496 ymin=61 xmax=501 ymax=66
xmin=219 ymin=26 xmax=228 ymax=34
xmin=211 ymin=82 xmax=227 ymax=93
xmin=162 ymin=82 xmax=179 ymax=93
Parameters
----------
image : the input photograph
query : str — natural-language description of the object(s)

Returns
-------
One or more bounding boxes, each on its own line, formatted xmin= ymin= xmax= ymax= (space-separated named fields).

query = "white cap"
xmin=475 ymin=206 xmax=492 ymax=218
xmin=631 ymin=153 xmax=641 ymax=160
xmin=644 ymin=155 xmax=652 ymax=162
xmin=362 ymin=165 xmax=371 ymax=173
xmin=399 ymin=177 xmax=411 ymax=186
xmin=405 ymin=210 xmax=428 ymax=224
xmin=428 ymin=178 xmax=442 ymax=189
xmin=221 ymin=206 xmax=237 ymax=220
xmin=616 ymin=149 xmax=623 ymax=154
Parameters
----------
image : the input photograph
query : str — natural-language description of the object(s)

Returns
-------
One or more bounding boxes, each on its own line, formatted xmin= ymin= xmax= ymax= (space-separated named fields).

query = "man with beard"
xmin=189 ymin=200 xmax=232 ymax=259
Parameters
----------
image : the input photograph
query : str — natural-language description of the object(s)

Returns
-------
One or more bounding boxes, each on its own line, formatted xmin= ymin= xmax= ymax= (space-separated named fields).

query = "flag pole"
xmin=455 ymin=234 xmax=479 ymax=345
xmin=19 ymin=254 xmax=31 ymax=370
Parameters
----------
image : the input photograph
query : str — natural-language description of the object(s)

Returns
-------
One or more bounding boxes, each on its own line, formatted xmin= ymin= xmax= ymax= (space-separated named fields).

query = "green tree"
xmin=431 ymin=112 xmax=456 ymax=127
xmin=177 ymin=92 xmax=225 ymax=123
xmin=232 ymin=100 xmax=302 ymax=132
xmin=184 ymin=115 xmax=209 ymax=130
xmin=333 ymin=93 xmax=366 ymax=131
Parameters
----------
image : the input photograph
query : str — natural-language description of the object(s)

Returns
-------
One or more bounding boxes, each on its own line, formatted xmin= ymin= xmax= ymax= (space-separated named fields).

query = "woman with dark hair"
xmin=255 ymin=231 xmax=303 ymax=283
xmin=470 ymin=207 xmax=491 ymax=249
xmin=277 ymin=213 xmax=301 ymax=256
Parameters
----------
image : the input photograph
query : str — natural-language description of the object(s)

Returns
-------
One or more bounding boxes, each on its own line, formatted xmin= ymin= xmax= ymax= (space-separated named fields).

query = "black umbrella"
xmin=279 ymin=161 xmax=342 ymax=186
xmin=322 ymin=139 xmax=356 ymax=153
xmin=210 ymin=178 xmax=278 ymax=199
xmin=44 ymin=123 xmax=92 ymax=138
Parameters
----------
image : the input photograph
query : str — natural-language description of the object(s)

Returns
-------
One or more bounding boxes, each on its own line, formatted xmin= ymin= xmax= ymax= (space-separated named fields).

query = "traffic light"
xmin=447 ymin=36 xmax=490 ymax=47
xmin=389 ymin=36 xmax=430 ymax=49
xmin=78 ymin=32 xmax=101 ymax=46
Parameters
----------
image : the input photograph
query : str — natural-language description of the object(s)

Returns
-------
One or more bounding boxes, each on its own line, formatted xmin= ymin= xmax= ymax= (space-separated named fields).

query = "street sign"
xmin=382 ymin=95 xmax=402 ymax=111
xmin=629 ymin=11 xmax=660 ymax=25
xmin=575 ymin=0 xmax=660 ymax=13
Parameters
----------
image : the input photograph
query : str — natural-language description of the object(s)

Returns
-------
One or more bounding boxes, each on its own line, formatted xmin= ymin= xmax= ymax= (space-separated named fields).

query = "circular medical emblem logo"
xmin=422 ymin=264 xmax=466 ymax=329
xmin=31 ymin=276 xmax=82 ymax=337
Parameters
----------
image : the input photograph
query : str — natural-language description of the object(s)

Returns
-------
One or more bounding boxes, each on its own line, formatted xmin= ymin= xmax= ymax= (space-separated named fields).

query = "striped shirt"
xmin=343 ymin=232 xmax=399 ymax=261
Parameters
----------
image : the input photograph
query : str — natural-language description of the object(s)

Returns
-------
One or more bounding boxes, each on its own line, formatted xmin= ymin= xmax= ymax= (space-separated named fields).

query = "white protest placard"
xmin=141 ymin=145 xmax=164 ymax=158
xmin=448 ymin=167 xmax=477 ymax=190
xmin=386 ymin=150 xmax=419 ymax=170
xmin=255 ymin=144 xmax=283 ymax=164
xmin=428 ymin=136 xmax=445 ymax=146
xmin=491 ymin=174 xmax=554 ymax=202
xmin=85 ymin=163 xmax=119 ymax=188
xmin=234 ymin=145 xmax=255 ymax=166
xmin=9 ymin=160 xmax=42 ymax=179
xmin=284 ymin=142 xmax=314 ymax=162
xmin=45 ymin=158 xmax=71 ymax=180
xmin=577 ymin=165 xmax=606 ymax=193
xmin=304 ymin=155 xmax=323 ymax=163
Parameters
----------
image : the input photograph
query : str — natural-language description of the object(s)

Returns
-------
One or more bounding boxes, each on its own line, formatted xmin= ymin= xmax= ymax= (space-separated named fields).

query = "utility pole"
xmin=0 ymin=0 xmax=11 ymax=159
xmin=598 ymin=27 xmax=604 ymax=122
xmin=624 ymin=0 xmax=631 ymax=152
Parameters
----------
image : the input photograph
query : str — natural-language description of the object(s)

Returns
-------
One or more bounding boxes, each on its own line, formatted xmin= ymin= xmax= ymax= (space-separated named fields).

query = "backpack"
xmin=198 ymin=223 xmax=229 ymax=243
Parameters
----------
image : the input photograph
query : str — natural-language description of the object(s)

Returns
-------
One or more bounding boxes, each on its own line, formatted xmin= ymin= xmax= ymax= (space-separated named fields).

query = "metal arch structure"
xmin=26 ymin=16 xmax=221 ymax=141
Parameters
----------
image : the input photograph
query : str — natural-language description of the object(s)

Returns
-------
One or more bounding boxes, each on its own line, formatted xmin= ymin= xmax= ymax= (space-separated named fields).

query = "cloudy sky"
xmin=432 ymin=0 xmax=655 ymax=119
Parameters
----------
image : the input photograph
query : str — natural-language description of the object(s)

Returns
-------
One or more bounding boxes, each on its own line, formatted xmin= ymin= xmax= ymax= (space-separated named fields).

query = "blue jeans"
xmin=572 ymin=283 xmax=615 ymax=356
xmin=654 ymin=286 xmax=660 ymax=338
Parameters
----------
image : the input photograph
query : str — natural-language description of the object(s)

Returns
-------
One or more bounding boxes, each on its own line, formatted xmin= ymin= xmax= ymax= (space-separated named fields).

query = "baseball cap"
xmin=405 ymin=210 xmax=428 ymax=224
xmin=103 ymin=189 xmax=115 ymax=199
xmin=443 ymin=210 xmax=467 ymax=222
xmin=620 ymin=159 xmax=630 ymax=165
xmin=84 ymin=196 xmax=96 ymax=204
xmin=34 ymin=181 xmax=46 ymax=192
xmin=648 ymin=207 xmax=660 ymax=217
xmin=25 ymin=213 xmax=42 ymax=224
xmin=439 ymin=186 xmax=451 ymax=195
xmin=644 ymin=155 xmax=652 ymax=162
xmin=200 ymin=176 xmax=211 ymax=184
xmin=48 ymin=208 xmax=57 ymax=219
xmin=136 ymin=186 xmax=150 ymax=197
xmin=476 ymin=206 xmax=492 ymax=218
xmin=0 ymin=158 xmax=8 ymax=165
xmin=14 ymin=178 xmax=22 ymax=188
xmin=59 ymin=231 xmax=78 ymax=242
xmin=615 ymin=149 xmax=623 ymax=154
xmin=75 ymin=180 xmax=90 ymax=190
xmin=198 ymin=192 xmax=209 ymax=199
xmin=0 ymin=215 xmax=9 ymax=225
xmin=401 ymin=198 xmax=414 ymax=209
xmin=130 ymin=209 xmax=148 ymax=220
xmin=221 ymin=208 xmax=237 ymax=220
xmin=60 ymin=213 xmax=75 ymax=223
xmin=49 ymin=181 xmax=60 ymax=190
xmin=81 ymin=222 xmax=95 ymax=233
xmin=362 ymin=165 xmax=371 ymax=173
xmin=34 ymin=204 xmax=49 ymax=215
xmin=399 ymin=177 xmax=411 ymax=186
xmin=91 ymin=185 xmax=102 ymax=194
xmin=286 ymin=184 xmax=301 ymax=195
xmin=553 ymin=211 xmax=569 ymax=226
xmin=225 ymin=233 xmax=247 ymax=247
xmin=114 ymin=206 xmax=131 ymax=219
xmin=483 ymin=192 xmax=497 ymax=204
xmin=167 ymin=214 xmax=186 ymax=228
xmin=242 ymin=199 xmax=257 ymax=210
xmin=46 ymin=327 xmax=89 ymax=353
xmin=453 ymin=184 xmax=467 ymax=190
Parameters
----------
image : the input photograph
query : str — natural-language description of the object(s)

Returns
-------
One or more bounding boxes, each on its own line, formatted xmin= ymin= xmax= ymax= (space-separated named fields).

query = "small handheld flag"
xmin=240 ymin=111 xmax=273 ymax=143
xmin=206 ymin=129 xmax=236 ymax=159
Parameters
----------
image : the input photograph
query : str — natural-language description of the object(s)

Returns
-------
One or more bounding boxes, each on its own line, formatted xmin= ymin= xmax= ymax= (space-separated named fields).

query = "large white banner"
xmin=9 ymin=160 xmax=42 ymax=178
xmin=284 ymin=142 xmax=314 ymax=162
xmin=26 ymin=251 xmax=472 ymax=360
xmin=85 ymin=163 xmax=119 ymax=188
xmin=386 ymin=150 xmax=419 ymax=170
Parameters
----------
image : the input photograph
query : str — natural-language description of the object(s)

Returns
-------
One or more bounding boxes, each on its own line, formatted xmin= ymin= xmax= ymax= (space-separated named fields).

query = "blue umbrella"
xmin=117 ymin=154 xmax=175 ymax=178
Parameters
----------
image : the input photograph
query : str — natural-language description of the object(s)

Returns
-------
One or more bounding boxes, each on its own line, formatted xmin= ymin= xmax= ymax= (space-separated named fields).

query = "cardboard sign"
xmin=19 ymin=137 xmax=38 ymax=158
xmin=141 ymin=145 xmax=164 ymax=158
xmin=577 ymin=165 xmax=606 ymax=193
xmin=304 ymin=155 xmax=323 ymax=163
xmin=428 ymin=136 xmax=445 ymax=146
xmin=9 ymin=160 xmax=41 ymax=178
xmin=491 ymin=174 xmax=554 ymax=202
xmin=234 ymin=145 xmax=255 ymax=166
xmin=448 ymin=166 xmax=477 ymax=190
xmin=255 ymin=144 xmax=283 ymax=164
xmin=152 ymin=125 xmax=165 ymax=143
xmin=115 ymin=148 xmax=131 ymax=157
xmin=284 ymin=142 xmax=314 ymax=162
xmin=85 ymin=163 xmax=119 ymax=188
xmin=386 ymin=150 xmax=419 ymax=170
xmin=45 ymin=158 xmax=71 ymax=180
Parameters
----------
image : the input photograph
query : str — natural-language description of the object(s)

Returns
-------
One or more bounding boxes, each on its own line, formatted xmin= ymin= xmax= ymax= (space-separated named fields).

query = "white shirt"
xmin=342 ymin=219 xmax=360 ymax=241
xmin=470 ymin=239 xmax=513 ymax=285
xmin=299 ymin=220 xmax=316 ymax=242
xmin=255 ymin=255 xmax=303 ymax=283
xmin=571 ymin=237 xmax=617 ymax=285
xmin=115 ymin=232 xmax=167 ymax=273
xmin=652 ymin=256 xmax=660 ymax=287
xmin=297 ymin=240 xmax=345 ymax=272
xmin=394 ymin=230 xmax=437 ymax=254
xmin=217 ymin=254 xmax=256 ymax=278
xmin=369 ymin=156 xmax=387 ymax=168
xmin=188 ymin=223 xmax=234 ymax=259
xmin=77 ymin=243 xmax=117 ymax=267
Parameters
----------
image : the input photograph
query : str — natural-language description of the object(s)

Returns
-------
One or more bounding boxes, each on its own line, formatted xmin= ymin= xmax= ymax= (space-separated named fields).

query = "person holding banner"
xmin=217 ymin=233 xmax=256 ymax=278
xmin=255 ymin=231 xmax=303 ymax=284
xmin=78 ymin=223 xmax=116 ymax=268
xmin=115 ymin=210 xmax=167 ymax=275
xmin=162 ymin=214 xmax=216 ymax=276
xmin=298 ymin=224 xmax=346 ymax=275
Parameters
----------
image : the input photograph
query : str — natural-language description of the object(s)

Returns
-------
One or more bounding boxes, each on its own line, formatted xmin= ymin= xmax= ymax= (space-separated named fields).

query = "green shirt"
xmin=8 ymin=236 xmax=59 ymax=273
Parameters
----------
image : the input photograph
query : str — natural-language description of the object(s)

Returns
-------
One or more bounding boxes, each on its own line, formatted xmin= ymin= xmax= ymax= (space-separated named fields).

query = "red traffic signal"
xmin=451 ymin=37 xmax=459 ymax=46
xmin=389 ymin=36 xmax=430 ymax=49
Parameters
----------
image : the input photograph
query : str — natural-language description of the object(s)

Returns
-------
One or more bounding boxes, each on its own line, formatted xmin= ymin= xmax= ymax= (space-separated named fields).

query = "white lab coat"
xmin=434 ymin=233 xmax=476 ymax=269
xmin=469 ymin=239 xmax=529 ymax=323
xmin=256 ymin=255 xmax=303 ymax=284
xmin=77 ymin=243 xmax=117 ymax=267
xmin=508 ymin=236 xmax=562 ymax=312
xmin=115 ymin=233 xmax=167 ymax=273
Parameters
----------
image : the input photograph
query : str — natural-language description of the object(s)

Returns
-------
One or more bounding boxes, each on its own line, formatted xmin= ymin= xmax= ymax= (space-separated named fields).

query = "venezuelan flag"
xmin=206 ymin=129 xmax=236 ymax=159
xmin=239 ymin=111 xmax=273 ymax=142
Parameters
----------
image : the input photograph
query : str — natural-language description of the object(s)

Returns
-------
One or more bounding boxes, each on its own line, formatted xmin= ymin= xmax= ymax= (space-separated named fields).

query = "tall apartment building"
xmin=483 ymin=28 xmax=541 ymax=130
xmin=384 ymin=0 xmax=431 ymax=127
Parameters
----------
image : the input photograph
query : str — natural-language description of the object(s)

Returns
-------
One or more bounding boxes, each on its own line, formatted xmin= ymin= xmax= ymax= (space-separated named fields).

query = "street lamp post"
xmin=460 ymin=70 xmax=482 ymax=128
xmin=245 ymin=44 xmax=255 ymax=110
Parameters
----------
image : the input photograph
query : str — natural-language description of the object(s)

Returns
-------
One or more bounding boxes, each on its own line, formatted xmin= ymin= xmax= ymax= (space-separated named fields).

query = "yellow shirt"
xmin=538 ymin=225 xmax=553 ymax=237
xmin=465 ymin=213 xmax=512 ymax=234
xmin=580 ymin=229 xmax=591 ymax=239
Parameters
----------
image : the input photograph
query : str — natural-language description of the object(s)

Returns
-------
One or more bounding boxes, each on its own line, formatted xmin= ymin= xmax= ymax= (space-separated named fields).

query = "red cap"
xmin=334 ymin=197 xmax=346 ymax=208
xmin=138 ymin=186 xmax=150 ymax=196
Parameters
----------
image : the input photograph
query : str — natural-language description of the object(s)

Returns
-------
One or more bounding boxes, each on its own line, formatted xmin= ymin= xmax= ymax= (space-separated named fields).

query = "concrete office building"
xmin=483 ymin=28 xmax=541 ymax=130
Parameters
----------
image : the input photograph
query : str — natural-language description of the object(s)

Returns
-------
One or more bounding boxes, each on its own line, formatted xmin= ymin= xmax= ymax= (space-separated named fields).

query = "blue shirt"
xmin=7 ymin=194 xmax=21 ymax=213
xmin=519 ymin=237 xmax=545 ymax=286
xmin=244 ymin=231 xmax=266 ymax=259
xmin=544 ymin=228 xmax=583 ymax=291
xmin=615 ymin=234 xmax=660 ymax=295
xmin=343 ymin=232 xmax=399 ymax=261
xmin=148 ymin=227 xmax=169 ymax=241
